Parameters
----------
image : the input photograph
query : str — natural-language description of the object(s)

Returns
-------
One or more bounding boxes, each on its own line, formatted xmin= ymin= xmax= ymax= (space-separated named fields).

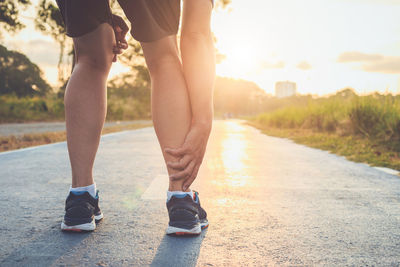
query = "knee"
xmin=180 ymin=31 xmax=213 ymax=55
xmin=145 ymin=51 xmax=181 ymax=76
xmin=181 ymin=28 xmax=212 ymax=46
xmin=73 ymin=23 xmax=115 ymax=74
xmin=75 ymin=52 xmax=113 ymax=74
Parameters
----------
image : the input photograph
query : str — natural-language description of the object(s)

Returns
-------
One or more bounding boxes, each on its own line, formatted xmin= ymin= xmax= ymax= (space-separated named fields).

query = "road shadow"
xmin=0 ymin=220 xmax=92 ymax=266
xmin=150 ymin=229 xmax=208 ymax=267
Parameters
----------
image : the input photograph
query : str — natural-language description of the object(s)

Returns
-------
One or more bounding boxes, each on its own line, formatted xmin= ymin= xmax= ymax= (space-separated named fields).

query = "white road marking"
xmin=0 ymin=127 xmax=152 ymax=156
xmin=0 ymin=141 xmax=65 ymax=156
xmin=141 ymin=174 xmax=169 ymax=200
xmin=373 ymin=166 xmax=399 ymax=176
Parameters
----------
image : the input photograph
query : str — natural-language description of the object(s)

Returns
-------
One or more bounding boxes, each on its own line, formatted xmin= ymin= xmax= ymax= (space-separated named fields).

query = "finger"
xmin=165 ymin=147 xmax=188 ymax=157
xmin=113 ymin=48 xmax=123 ymax=55
xmin=119 ymin=26 xmax=128 ymax=40
xmin=169 ymin=161 xmax=196 ymax=181
xmin=112 ymin=15 xmax=129 ymax=37
xmin=183 ymin=164 xmax=200 ymax=191
xmin=115 ymin=26 xmax=122 ymax=33
xmin=113 ymin=38 xmax=127 ymax=50
xmin=122 ymin=30 xmax=128 ymax=40
xmin=113 ymin=43 xmax=125 ymax=51
xmin=112 ymin=54 xmax=117 ymax=62
xmin=112 ymin=15 xmax=128 ymax=31
xmin=115 ymin=41 xmax=128 ymax=51
xmin=119 ymin=41 xmax=128 ymax=49
xmin=167 ymin=155 xmax=191 ymax=170
xmin=119 ymin=19 xmax=129 ymax=35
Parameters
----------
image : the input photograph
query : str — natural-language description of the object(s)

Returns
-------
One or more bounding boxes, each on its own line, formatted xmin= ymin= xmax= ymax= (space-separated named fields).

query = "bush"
xmin=254 ymin=93 xmax=400 ymax=152
xmin=0 ymin=95 xmax=64 ymax=122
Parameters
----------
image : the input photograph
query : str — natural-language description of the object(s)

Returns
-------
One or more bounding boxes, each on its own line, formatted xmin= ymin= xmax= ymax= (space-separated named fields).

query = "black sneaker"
xmin=60 ymin=190 xmax=103 ymax=232
xmin=166 ymin=190 xmax=208 ymax=235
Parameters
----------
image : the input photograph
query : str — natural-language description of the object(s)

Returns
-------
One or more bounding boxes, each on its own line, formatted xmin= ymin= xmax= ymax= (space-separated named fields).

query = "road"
xmin=1 ymin=120 xmax=400 ymax=266
xmin=0 ymin=120 xmax=151 ymax=137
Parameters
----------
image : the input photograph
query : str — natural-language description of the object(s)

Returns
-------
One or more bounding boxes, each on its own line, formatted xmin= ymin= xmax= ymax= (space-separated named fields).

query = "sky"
xmin=3 ymin=0 xmax=400 ymax=95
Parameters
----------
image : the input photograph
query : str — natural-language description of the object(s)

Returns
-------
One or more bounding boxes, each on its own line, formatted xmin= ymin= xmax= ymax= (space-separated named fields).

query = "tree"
xmin=0 ymin=0 xmax=31 ymax=34
xmin=213 ymin=77 xmax=267 ymax=116
xmin=35 ymin=0 xmax=70 ymax=85
xmin=0 ymin=45 xmax=51 ymax=97
xmin=216 ymin=0 xmax=232 ymax=9
xmin=106 ymin=38 xmax=151 ymax=119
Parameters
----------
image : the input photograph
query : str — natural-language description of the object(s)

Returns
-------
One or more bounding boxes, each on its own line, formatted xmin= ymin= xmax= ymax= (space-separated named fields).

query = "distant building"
xmin=275 ymin=81 xmax=297 ymax=98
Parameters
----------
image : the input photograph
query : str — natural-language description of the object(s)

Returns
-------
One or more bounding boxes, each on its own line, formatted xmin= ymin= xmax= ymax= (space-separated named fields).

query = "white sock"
xmin=167 ymin=190 xmax=193 ymax=202
xmin=70 ymin=183 xmax=97 ymax=198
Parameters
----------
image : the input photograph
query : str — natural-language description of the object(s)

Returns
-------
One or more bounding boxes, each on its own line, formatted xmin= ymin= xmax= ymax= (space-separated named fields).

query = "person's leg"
xmin=161 ymin=0 xmax=214 ymax=190
xmin=65 ymin=23 xmax=115 ymax=188
xmin=140 ymin=36 xmax=192 ymax=192
xmin=180 ymin=0 xmax=215 ymax=124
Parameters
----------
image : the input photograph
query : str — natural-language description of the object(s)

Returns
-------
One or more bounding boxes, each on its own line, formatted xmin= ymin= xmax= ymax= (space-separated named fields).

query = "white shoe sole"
xmin=166 ymin=225 xmax=202 ymax=235
xmin=61 ymin=219 xmax=96 ymax=232
xmin=94 ymin=213 xmax=104 ymax=222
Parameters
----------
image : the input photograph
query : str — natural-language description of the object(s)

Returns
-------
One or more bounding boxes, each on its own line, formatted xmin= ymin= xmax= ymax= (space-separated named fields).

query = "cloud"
xmin=259 ymin=60 xmax=285 ymax=69
xmin=337 ymin=51 xmax=383 ymax=63
xmin=25 ymin=39 xmax=60 ymax=66
xmin=338 ymin=51 xmax=400 ymax=74
xmin=362 ymin=58 xmax=400 ymax=74
xmin=296 ymin=61 xmax=312 ymax=70
xmin=5 ymin=39 xmax=60 ymax=66
xmin=336 ymin=0 xmax=400 ymax=5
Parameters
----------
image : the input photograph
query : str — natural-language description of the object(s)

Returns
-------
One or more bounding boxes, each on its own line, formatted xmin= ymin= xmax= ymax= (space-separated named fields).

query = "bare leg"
xmin=141 ymin=36 xmax=192 ymax=192
xmin=181 ymin=0 xmax=215 ymax=124
xmin=65 ymin=23 xmax=115 ymax=187
xmin=160 ymin=0 xmax=214 ymax=190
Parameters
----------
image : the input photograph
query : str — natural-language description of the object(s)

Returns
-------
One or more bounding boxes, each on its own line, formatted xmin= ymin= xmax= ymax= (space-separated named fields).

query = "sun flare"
xmin=221 ymin=121 xmax=251 ymax=187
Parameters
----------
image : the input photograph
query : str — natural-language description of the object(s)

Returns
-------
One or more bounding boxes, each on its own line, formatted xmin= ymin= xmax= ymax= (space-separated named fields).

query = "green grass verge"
xmin=248 ymin=121 xmax=400 ymax=172
xmin=0 ymin=123 xmax=153 ymax=152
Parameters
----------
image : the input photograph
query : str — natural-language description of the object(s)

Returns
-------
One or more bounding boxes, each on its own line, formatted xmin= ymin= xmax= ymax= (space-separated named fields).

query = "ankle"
xmin=168 ymin=184 xmax=190 ymax=192
xmin=71 ymin=176 xmax=94 ymax=188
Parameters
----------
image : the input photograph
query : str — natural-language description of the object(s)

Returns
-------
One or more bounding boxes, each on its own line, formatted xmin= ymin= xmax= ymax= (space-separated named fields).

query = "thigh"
xmin=140 ymin=35 xmax=180 ymax=72
xmin=118 ymin=0 xmax=181 ymax=42
xmin=181 ymin=0 xmax=213 ymax=35
xmin=73 ymin=23 xmax=115 ymax=70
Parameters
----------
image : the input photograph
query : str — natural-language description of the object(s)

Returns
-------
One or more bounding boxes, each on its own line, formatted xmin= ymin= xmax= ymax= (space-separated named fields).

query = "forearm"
xmin=181 ymin=32 xmax=215 ymax=131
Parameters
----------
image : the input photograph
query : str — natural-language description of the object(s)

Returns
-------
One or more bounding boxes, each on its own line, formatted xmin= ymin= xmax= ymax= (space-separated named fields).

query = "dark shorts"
xmin=56 ymin=0 xmax=213 ymax=43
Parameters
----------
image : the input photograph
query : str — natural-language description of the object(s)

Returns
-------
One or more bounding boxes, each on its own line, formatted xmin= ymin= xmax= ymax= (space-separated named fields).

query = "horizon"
xmin=2 ymin=0 xmax=400 ymax=96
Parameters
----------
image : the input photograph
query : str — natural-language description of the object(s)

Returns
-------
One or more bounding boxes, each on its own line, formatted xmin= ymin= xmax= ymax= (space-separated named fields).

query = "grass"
xmin=0 ymin=122 xmax=153 ymax=152
xmin=0 ymin=95 xmax=65 ymax=123
xmin=248 ymin=123 xmax=400 ymax=171
xmin=249 ymin=90 xmax=400 ymax=172
xmin=0 ymin=95 xmax=152 ymax=123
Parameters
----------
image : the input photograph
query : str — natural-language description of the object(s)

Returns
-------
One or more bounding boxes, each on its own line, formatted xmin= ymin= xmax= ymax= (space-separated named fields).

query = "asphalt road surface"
xmin=0 ymin=120 xmax=151 ymax=137
xmin=1 ymin=120 xmax=400 ymax=266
